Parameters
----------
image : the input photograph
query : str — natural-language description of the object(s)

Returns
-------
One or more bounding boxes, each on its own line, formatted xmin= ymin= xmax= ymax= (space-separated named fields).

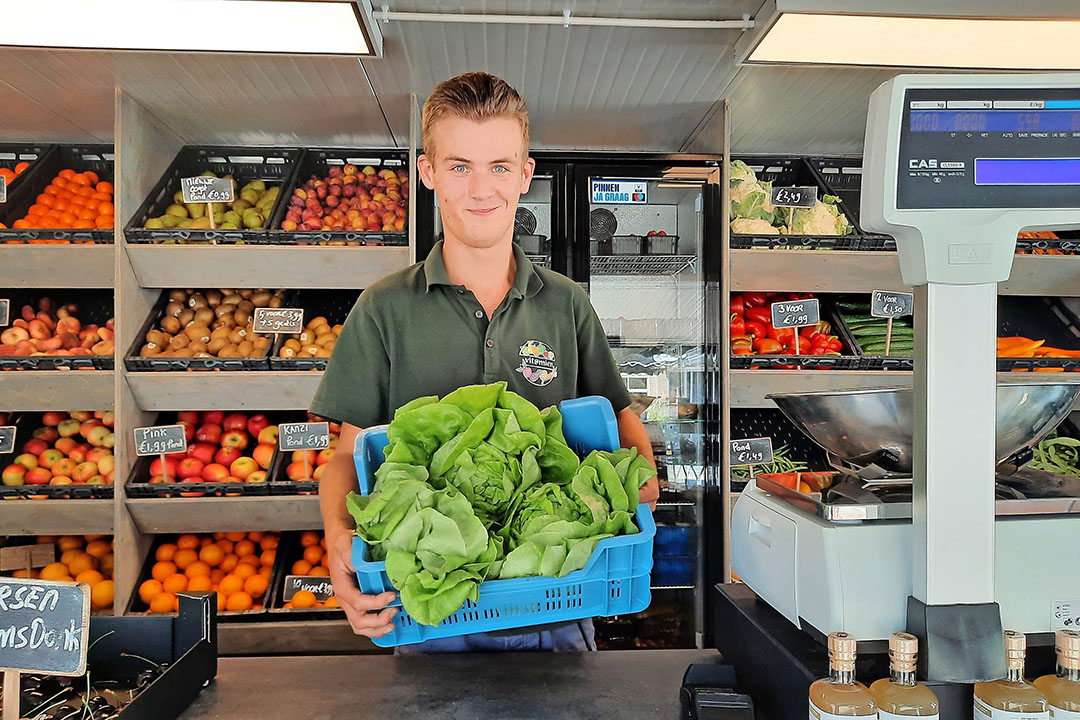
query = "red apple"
xmin=178 ymin=458 xmax=205 ymax=480
xmin=52 ymin=458 xmax=77 ymax=477
xmin=72 ymin=462 xmax=99 ymax=483
xmin=257 ymin=426 xmax=279 ymax=445
xmin=312 ymin=464 xmax=326 ymax=482
xmin=166 ymin=451 xmax=186 ymax=461
xmin=221 ymin=431 xmax=249 ymax=452
xmin=57 ymin=419 xmax=81 ymax=438
xmin=100 ymin=411 xmax=115 ymax=428
xmin=14 ymin=453 xmax=39 ymax=470
xmin=69 ymin=411 xmax=93 ymax=422
xmin=86 ymin=426 xmax=110 ymax=448
xmin=223 ymin=413 xmax=248 ymax=432
xmin=195 ymin=424 xmax=222 ymax=445
xmin=316 ymin=448 xmax=334 ymax=466
xmin=252 ymin=443 xmax=275 ymax=471
xmin=41 ymin=411 xmax=65 ymax=426
xmin=86 ymin=448 xmax=110 ymax=464
xmin=97 ymin=455 xmax=115 ymax=476
xmin=79 ymin=419 xmax=102 ymax=437
xmin=202 ymin=411 xmax=225 ymax=425
xmin=246 ymin=470 xmax=267 ymax=483
xmin=229 ymin=457 xmax=258 ymax=480
xmin=22 ymin=438 xmax=48 ymax=456
xmin=177 ymin=411 xmax=200 ymax=425
xmin=178 ymin=421 xmax=196 ymax=442
xmin=104 ymin=469 xmax=114 ymax=484
xmin=54 ymin=437 xmax=77 ymax=454
xmin=68 ymin=446 xmax=88 ymax=464
xmin=32 ymin=427 xmax=59 ymax=443
xmin=201 ymin=463 xmax=230 ymax=482
xmin=38 ymin=449 xmax=64 ymax=469
xmin=49 ymin=476 xmax=73 ymax=486
xmin=27 ymin=467 xmax=52 ymax=485
xmin=286 ymin=461 xmax=309 ymax=481
xmin=2 ymin=464 xmax=27 ymax=486
xmin=85 ymin=476 xmax=106 ymax=485
xmin=148 ymin=474 xmax=173 ymax=484
xmin=247 ymin=414 xmax=270 ymax=437
xmin=292 ymin=450 xmax=317 ymax=464
xmin=150 ymin=456 xmax=178 ymax=479
xmin=187 ymin=442 xmax=216 ymax=466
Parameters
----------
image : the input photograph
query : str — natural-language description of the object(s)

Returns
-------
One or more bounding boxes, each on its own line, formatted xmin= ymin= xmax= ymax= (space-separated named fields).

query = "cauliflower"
xmin=731 ymin=217 xmax=781 ymax=235
xmin=730 ymin=160 xmax=757 ymax=186
xmin=787 ymin=195 xmax=853 ymax=236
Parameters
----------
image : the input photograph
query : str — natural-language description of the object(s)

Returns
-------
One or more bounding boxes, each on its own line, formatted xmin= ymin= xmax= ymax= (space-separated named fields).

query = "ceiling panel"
xmin=0 ymin=49 xmax=115 ymax=141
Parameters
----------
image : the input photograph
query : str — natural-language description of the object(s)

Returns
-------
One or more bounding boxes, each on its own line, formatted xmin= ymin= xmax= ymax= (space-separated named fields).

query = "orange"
xmin=27 ymin=204 xmax=48 ymax=216
xmin=75 ymin=570 xmax=104 ymax=587
xmin=96 ymin=201 xmax=114 ymax=216
xmin=155 ymin=543 xmax=178 ymax=562
xmin=84 ymin=539 xmax=110 ymax=558
xmin=100 ymin=553 xmax=115 ymax=576
xmin=176 ymin=533 xmax=200 ymax=550
xmin=320 ymin=553 xmax=330 ymax=568
xmin=215 ymin=591 xmax=226 ymax=612
xmin=151 ymin=561 xmax=177 ymax=582
xmin=84 ymin=171 xmax=99 ymax=184
xmin=217 ymin=539 xmax=234 ymax=555
xmin=58 ymin=168 xmax=76 ymax=180
xmin=210 ymin=569 xmax=226 ymax=585
xmin=259 ymin=535 xmax=278 ymax=551
xmin=91 ymin=192 xmax=110 ymax=202
xmin=70 ymin=173 xmax=90 ymax=186
xmin=95 ymin=215 xmax=114 ymax=229
xmin=233 ymin=563 xmax=257 ymax=580
xmin=66 ymin=553 xmax=97 ymax=578
xmin=52 ymin=199 xmax=69 ymax=213
xmin=139 ymin=579 xmax=163 ymax=604
xmin=54 ymin=177 xmax=69 ymax=189
xmin=302 ymin=545 xmax=324 ymax=566
xmin=185 ymin=560 xmax=211 ymax=579
xmin=237 ymin=554 xmax=260 ymax=568
xmin=243 ymin=574 xmax=268 ymax=598
xmin=308 ymin=566 xmax=330 ymax=577
xmin=320 ymin=537 xmax=327 ymax=549
xmin=36 ymin=194 xmax=55 ymax=206
xmin=219 ymin=554 xmax=239 ymax=573
xmin=91 ymin=580 xmax=114 ymax=610
xmin=291 ymin=559 xmax=312 ymax=576
xmin=12 ymin=219 xmax=31 ymax=229
xmin=200 ymin=536 xmax=213 ymax=548
xmin=79 ymin=208 xmax=97 ymax=222
xmin=60 ymin=548 xmax=86 ymax=566
xmin=225 ymin=591 xmax=253 ymax=612
xmin=172 ymin=548 xmax=198 ymax=570
xmin=162 ymin=573 xmax=188 ymax=595
xmin=260 ymin=549 xmax=276 ymax=567
xmin=199 ymin=544 xmax=224 ymax=567
xmin=43 ymin=185 xmax=60 ymax=196
xmin=300 ymin=531 xmax=321 ymax=547
xmin=283 ymin=602 xmax=294 ymax=609
xmin=219 ymin=574 xmax=244 ymax=596
xmin=59 ymin=212 xmax=78 ymax=225
xmin=57 ymin=536 xmax=84 ymax=552
xmin=247 ymin=531 xmax=264 ymax=542
xmin=73 ymin=220 xmax=95 ymax=230
xmin=96 ymin=181 xmax=114 ymax=195
xmin=150 ymin=592 xmax=176 ymax=613
xmin=40 ymin=563 xmax=69 ymax=581
xmin=224 ymin=531 xmax=246 ymax=542
xmin=84 ymin=198 xmax=100 ymax=211
xmin=233 ymin=539 xmax=255 ymax=557
xmin=323 ymin=596 xmax=339 ymax=608
xmin=187 ymin=576 xmax=213 ymax=592
xmin=258 ymin=566 xmax=272 ymax=580
xmin=291 ymin=590 xmax=317 ymax=609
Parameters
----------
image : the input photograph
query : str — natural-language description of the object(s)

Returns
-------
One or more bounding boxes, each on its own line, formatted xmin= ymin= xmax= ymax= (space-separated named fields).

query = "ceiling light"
xmin=0 ymin=0 xmax=382 ymax=56
xmin=740 ymin=5 xmax=1080 ymax=69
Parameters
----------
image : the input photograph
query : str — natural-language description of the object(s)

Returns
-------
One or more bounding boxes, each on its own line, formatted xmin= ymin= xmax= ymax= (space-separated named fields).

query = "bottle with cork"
xmin=973 ymin=630 xmax=1049 ymax=720
xmin=869 ymin=632 xmax=940 ymax=718
xmin=809 ymin=632 xmax=877 ymax=719
xmin=1034 ymin=629 xmax=1080 ymax=719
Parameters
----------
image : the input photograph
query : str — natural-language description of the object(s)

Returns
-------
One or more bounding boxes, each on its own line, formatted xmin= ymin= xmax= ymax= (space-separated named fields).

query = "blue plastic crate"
xmin=654 ymin=525 xmax=696 ymax=557
xmin=352 ymin=395 xmax=655 ymax=647
xmin=651 ymin=556 xmax=695 ymax=587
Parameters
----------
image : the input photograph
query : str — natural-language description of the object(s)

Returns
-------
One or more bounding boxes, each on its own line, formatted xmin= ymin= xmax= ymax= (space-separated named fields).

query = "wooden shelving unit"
xmin=0 ymin=371 xmax=115 ymax=410
xmin=0 ymin=244 xmax=115 ymax=287
xmin=126 ymin=371 xmax=323 ymax=411
xmin=126 ymin=495 xmax=323 ymax=534
xmin=0 ymin=499 xmax=114 ymax=535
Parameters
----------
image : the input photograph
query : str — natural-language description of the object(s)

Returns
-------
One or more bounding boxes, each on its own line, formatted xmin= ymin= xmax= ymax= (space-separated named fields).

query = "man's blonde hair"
xmin=422 ymin=72 xmax=529 ymax=161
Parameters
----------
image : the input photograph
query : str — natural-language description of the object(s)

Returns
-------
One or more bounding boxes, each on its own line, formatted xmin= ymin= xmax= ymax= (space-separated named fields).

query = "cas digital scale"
xmin=718 ymin=73 xmax=1080 ymax=719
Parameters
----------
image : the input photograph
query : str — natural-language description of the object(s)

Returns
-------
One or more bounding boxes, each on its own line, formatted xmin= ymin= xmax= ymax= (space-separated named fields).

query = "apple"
xmin=286 ymin=461 xmax=309 ymax=481
xmin=85 ymin=476 xmax=106 ymax=485
xmin=27 ymin=467 xmax=52 ymax=485
xmin=292 ymin=450 xmax=316 ymax=464
xmin=178 ymin=421 xmax=196 ymax=442
xmin=37 ymin=449 xmax=63 ymax=469
xmin=100 ymin=411 xmax=115 ymax=428
xmin=229 ymin=457 xmax=258 ymax=480
xmin=257 ymin=426 xmax=279 ymax=445
xmin=86 ymin=426 xmax=110 ymax=448
xmin=32 ymin=427 xmax=59 ymax=443
xmin=86 ymin=448 xmax=110 ymax=464
xmin=104 ymin=469 xmax=114 ymax=484
xmin=177 ymin=411 xmax=200 ymax=425
xmin=96 ymin=456 xmax=115 ymax=476
xmin=41 ymin=411 xmax=65 ymax=426
xmin=252 ymin=443 xmax=275 ymax=470
xmin=327 ymin=435 xmax=339 ymax=449
xmin=246 ymin=470 xmax=267 ymax=483
xmin=201 ymin=463 xmax=230 ymax=482
xmin=68 ymin=446 xmax=88 ymax=464
xmin=79 ymin=419 xmax=102 ymax=437
xmin=223 ymin=413 xmax=248 ymax=432
xmin=52 ymin=458 xmax=77 ymax=477
xmin=195 ymin=424 xmax=222 ymax=445
xmin=312 ymin=464 xmax=326 ymax=482
xmin=247 ymin=414 xmax=270 ymax=438
xmin=49 ymin=476 xmax=73 ymax=486
xmin=202 ymin=411 xmax=225 ymax=425
xmin=221 ymin=431 xmax=249 ymax=452
xmin=14 ymin=453 xmax=39 ymax=470
xmin=69 ymin=411 xmax=93 ymax=422
xmin=102 ymin=432 xmax=115 ymax=449
xmin=54 ymin=437 xmax=77 ymax=454
xmin=316 ymin=448 xmax=334 ymax=466
xmin=57 ymin=419 xmax=81 ymax=438
xmin=187 ymin=442 xmax=216 ymax=466
xmin=148 ymin=475 xmax=172 ymax=484
xmin=223 ymin=476 xmax=243 ymax=483
xmin=2 ymin=464 xmax=27 ymax=486
xmin=72 ymin=462 xmax=99 ymax=483
xmin=150 ymin=456 xmax=178 ymax=479
xmin=214 ymin=446 xmax=243 ymax=467
xmin=178 ymin=458 xmax=205 ymax=480
xmin=22 ymin=438 xmax=48 ymax=456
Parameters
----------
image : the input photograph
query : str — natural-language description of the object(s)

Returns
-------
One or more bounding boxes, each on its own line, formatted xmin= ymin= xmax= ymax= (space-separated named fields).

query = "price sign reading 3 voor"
xmin=769 ymin=185 xmax=818 ymax=208
xmin=0 ymin=426 xmax=15 ymax=455
xmin=771 ymin=298 xmax=820 ymax=329
xmin=133 ymin=425 xmax=187 ymax=457
xmin=871 ymin=290 xmax=915 ymax=319
xmin=730 ymin=437 xmax=774 ymax=467
xmin=181 ymin=176 xmax=234 ymax=204
xmin=279 ymin=422 xmax=329 ymax=452
xmin=252 ymin=308 xmax=304 ymax=334
xmin=283 ymin=576 xmax=334 ymax=602
xmin=0 ymin=577 xmax=90 ymax=676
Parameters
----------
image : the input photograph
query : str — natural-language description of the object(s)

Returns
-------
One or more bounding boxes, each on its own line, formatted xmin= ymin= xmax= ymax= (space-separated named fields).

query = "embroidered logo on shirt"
xmin=516 ymin=340 xmax=558 ymax=387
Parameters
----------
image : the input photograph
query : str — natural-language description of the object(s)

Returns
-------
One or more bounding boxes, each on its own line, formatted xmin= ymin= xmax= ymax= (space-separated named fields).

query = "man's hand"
xmin=616 ymin=407 xmax=659 ymax=511
xmin=328 ymin=531 xmax=398 ymax=638
xmin=639 ymin=475 xmax=659 ymax=511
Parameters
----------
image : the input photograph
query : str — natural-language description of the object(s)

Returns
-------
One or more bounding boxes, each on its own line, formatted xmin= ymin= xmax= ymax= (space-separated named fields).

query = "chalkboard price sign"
xmin=133 ymin=425 xmax=188 ymax=457
xmin=0 ymin=426 xmax=15 ymax=455
xmin=0 ymin=299 xmax=9 ymax=327
xmin=180 ymin=176 xmax=234 ymax=204
xmin=252 ymin=308 xmax=304 ymax=334
xmin=730 ymin=437 xmax=774 ymax=467
xmin=0 ymin=174 xmax=6 ymax=203
xmin=283 ymin=576 xmax=334 ymax=602
xmin=0 ymin=577 xmax=90 ymax=676
xmin=279 ymin=422 xmax=329 ymax=452
xmin=771 ymin=298 xmax=820 ymax=329
xmin=769 ymin=185 xmax=817 ymax=208
xmin=871 ymin=290 xmax=915 ymax=319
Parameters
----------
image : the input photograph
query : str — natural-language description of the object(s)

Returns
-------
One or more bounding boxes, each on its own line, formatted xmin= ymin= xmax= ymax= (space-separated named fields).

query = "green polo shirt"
xmin=309 ymin=240 xmax=631 ymax=428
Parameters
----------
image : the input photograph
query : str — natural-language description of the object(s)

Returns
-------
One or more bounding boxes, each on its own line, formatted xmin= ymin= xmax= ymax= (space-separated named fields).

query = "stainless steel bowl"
xmin=767 ymin=383 xmax=1080 ymax=474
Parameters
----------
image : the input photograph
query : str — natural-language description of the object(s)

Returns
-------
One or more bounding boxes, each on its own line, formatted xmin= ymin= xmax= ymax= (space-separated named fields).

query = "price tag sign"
xmin=871 ymin=290 xmax=914 ymax=319
xmin=771 ymin=298 xmax=820 ymax=329
xmin=0 ymin=577 xmax=90 ymax=676
xmin=252 ymin=308 xmax=304 ymax=334
xmin=769 ymin=185 xmax=817 ymax=208
xmin=0 ymin=299 xmax=9 ymax=327
xmin=279 ymin=422 xmax=329 ymax=452
xmin=730 ymin=437 xmax=774 ymax=467
xmin=180 ymin=176 xmax=234 ymax=204
xmin=0 ymin=426 xmax=14 ymax=455
xmin=133 ymin=425 xmax=188 ymax=457
xmin=0 ymin=174 xmax=6 ymax=203
xmin=283 ymin=576 xmax=334 ymax=603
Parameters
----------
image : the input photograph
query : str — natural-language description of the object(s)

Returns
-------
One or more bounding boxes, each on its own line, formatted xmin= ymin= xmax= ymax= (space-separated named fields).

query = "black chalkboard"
xmin=0 ymin=425 xmax=14 ymax=454
xmin=0 ymin=298 xmax=9 ymax=327
xmin=283 ymin=576 xmax=334 ymax=602
xmin=181 ymin=176 xmax=234 ymax=204
xmin=871 ymin=290 xmax=915 ymax=319
xmin=0 ymin=174 xmax=6 ymax=204
xmin=252 ymin=308 xmax=304 ymax=334
xmin=133 ymin=425 xmax=188 ymax=457
xmin=730 ymin=437 xmax=774 ymax=467
xmin=770 ymin=298 xmax=820 ymax=329
xmin=769 ymin=185 xmax=817 ymax=208
xmin=0 ymin=577 xmax=90 ymax=676
xmin=279 ymin=422 xmax=330 ymax=451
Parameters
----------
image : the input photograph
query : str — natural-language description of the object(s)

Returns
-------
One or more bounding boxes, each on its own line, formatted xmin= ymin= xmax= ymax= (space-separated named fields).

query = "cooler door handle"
xmin=748 ymin=511 xmax=772 ymax=548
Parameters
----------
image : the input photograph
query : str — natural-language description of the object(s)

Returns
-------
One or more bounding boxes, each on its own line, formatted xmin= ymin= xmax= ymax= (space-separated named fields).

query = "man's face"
xmin=418 ymin=116 xmax=535 ymax=250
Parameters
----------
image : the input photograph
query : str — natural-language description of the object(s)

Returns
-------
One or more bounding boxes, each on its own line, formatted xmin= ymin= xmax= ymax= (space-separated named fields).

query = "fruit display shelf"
xmin=0 ymin=410 xmax=117 ymax=500
xmin=0 ymin=289 xmax=115 ymax=370
xmin=269 ymin=289 xmax=358 ymax=371
xmin=125 ymin=370 xmax=323 ymax=411
xmin=0 ymin=142 xmax=51 ymax=195
xmin=124 ymin=495 xmax=323 ymax=534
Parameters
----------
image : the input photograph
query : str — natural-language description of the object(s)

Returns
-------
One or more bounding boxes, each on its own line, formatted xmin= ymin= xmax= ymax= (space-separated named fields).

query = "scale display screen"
xmin=911 ymin=109 xmax=1080 ymax=133
xmin=974 ymin=157 xmax=1080 ymax=185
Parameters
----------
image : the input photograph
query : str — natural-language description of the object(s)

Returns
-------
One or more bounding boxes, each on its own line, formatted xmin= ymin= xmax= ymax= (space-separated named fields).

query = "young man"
xmin=311 ymin=72 xmax=658 ymax=650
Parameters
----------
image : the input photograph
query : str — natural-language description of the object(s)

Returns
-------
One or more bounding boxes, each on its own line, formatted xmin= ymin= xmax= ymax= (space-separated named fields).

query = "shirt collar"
xmin=424 ymin=239 xmax=544 ymax=299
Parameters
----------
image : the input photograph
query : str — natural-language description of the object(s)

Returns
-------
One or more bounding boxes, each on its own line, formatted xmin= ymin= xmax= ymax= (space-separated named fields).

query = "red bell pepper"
xmin=730 ymin=316 xmax=746 ymax=336
xmin=745 ymin=307 xmax=772 ymax=325
xmin=743 ymin=292 xmax=768 ymax=308
xmin=754 ymin=338 xmax=784 ymax=354
xmin=745 ymin=321 xmax=768 ymax=339
xmin=730 ymin=295 xmax=745 ymax=316
xmin=827 ymin=338 xmax=843 ymax=352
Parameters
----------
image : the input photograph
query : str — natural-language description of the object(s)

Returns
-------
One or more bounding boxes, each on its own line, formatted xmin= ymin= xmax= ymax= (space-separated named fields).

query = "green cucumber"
xmin=862 ymin=343 xmax=915 ymax=354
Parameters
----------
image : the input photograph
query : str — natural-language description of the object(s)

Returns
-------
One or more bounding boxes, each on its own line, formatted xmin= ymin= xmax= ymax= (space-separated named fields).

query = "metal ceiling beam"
xmin=379 ymin=8 xmax=754 ymax=30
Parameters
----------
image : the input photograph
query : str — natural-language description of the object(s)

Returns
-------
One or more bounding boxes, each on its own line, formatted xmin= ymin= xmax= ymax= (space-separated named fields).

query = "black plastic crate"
xmin=1014 ymin=231 xmax=1080 ymax=256
xmin=0 ymin=144 xmax=115 ymax=243
xmin=124 ymin=145 xmax=301 ymax=245
xmin=269 ymin=289 xmax=358 ymax=371
xmin=266 ymin=531 xmax=343 ymax=618
xmin=267 ymin=147 xmax=409 ymax=245
xmin=807 ymin=157 xmax=897 ymax=251
xmin=124 ymin=410 xmax=288 ymax=498
xmin=728 ymin=407 xmax=832 ymax=493
xmin=830 ymin=294 xmax=916 ymax=371
xmin=729 ymin=156 xmax=863 ymax=251
xmin=998 ymin=296 xmax=1080 ymax=372
xmin=0 ymin=141 xmax=52 ymax=193
xmin=730 ymin=295 xmax=862 ymax=370
xmin=0 ymin=411 xmax=115 ymax=500
xmin=0 ymin=288 xmax=115 ymax=370
xmin=123 ymin=289 xmax=277 ymax=372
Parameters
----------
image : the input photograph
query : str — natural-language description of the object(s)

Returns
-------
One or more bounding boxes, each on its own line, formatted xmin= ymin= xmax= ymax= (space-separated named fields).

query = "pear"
xmin=231 ymin=199 xmax=252 ymax=214
xmin=223 ymin=211 xmax=241 ymax=227
xmin=256 ymin=187 xmax=279 ymax=211
xmin=173 ymin=190 xmax=185 ymax=205
xmin=220 ymin=222 xmax=240 ymax=230
xmin=242 ymin=209 xmax=265 ymax=229
xmin=242 ymin=179 xmax=266 ymax=193
xmin=159 ymin=214 xmax=181 ymax=228
xmin=240 ymin=188 xmax=260 ymax=205
xmin=212 ymin=211 xmax=225 ymax=226
xmin=177 ymin=218 xmax=195 ymax=229
xmin=199 ymin=171 xmax=217 ymax=178
xmin=190 ymin=217 xmax=212 ymax=229
xmin=186 ymin=203 xmax=206 ymax=219
xmin=165 ymin=204 xmax=189 ymax=218
xmin=210 ymin=202 xmax=228 ymax=214
xmin=145 ymin=217 xmax=165 ymax=229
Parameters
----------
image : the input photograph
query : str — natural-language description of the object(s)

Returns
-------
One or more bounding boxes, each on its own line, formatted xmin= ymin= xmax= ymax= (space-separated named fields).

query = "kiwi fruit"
xmin=315 ymin=348 xmax=333 ymax=358
xmin=237 ymin=340 xmax=255 ymax=357
xmin=188 ymin=340 xmax=209 ymax=354
xmin=140 ymin=344 xmax=161 ymax=357
xmin=185 ymin=325 xmax=211 ymax=342
xmin=315 ymin=333 xmax=335 ymax=348
xmin=227 ymin=328 xmax=247 ymax=344
xmin=208 ymin=337 xmax=229 ymax=354
xmin=280 ymin=346 xmax=297 ymax=358
xmin=172 ymin=348 xmax=195 ymax=359
xmin=214 ymin=303 xmax=237 ymax=318
xmin=169 ymin=290 xmax=187 ymax=303
xmin=165 ymin=301 xmax=184 ymax=318
xmin=206 ymin=290 xmax=223 ymax=306
xmin=194 ymin=308 xmax=215 ymax=326
xmin=250 ymin=291 xmax=271 ymax=307
xmin=189 ymin=293 xmax=207 ymax=309
xmin=178 ymin=308 xmax=195 ymax=326
xmin=218 ymin=345 xmax=240 ymax=358
xmin=223 ymin=293 xmax=243 ymax=306
xmin=146 ymin=329 xmax=167 ymax=346
xmin=268 ymin=295 xmax=283 ymax=308
xmin=161 ymin=316 xmax=181 ymax=334
xmin=210 ymin=327 xmax=231 ymax=340
xmin=170 ymin=334 xmax=190 ymax=350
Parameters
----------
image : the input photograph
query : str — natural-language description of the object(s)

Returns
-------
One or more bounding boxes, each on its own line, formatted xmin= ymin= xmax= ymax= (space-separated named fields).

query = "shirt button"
xmin=475 ymin=310 xmax=484 ymax=319
xmin=486 ymin=339 xmax=495 ymax=348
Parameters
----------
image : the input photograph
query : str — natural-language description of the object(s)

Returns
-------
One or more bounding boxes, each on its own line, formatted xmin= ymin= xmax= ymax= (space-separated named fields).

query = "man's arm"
xmin=616 ymin=407 xmax=659 ymax=510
